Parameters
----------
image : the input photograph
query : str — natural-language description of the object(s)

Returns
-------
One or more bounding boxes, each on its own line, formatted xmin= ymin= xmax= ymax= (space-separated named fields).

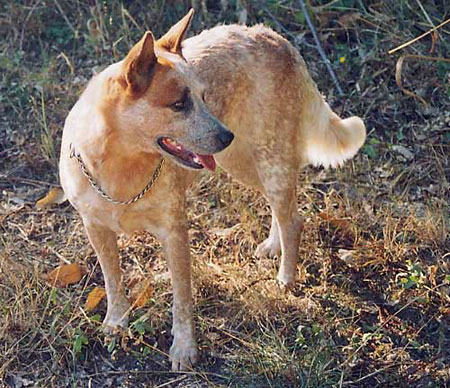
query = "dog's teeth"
xmin=193 ymin=156 xmax=200 ymax=164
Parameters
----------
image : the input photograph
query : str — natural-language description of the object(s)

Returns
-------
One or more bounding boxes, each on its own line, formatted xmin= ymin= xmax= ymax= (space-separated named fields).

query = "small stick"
xmin=388 ymin=18 xmax=450 ymax=55
xmin=53 ymin=0 xmax=76 ymax=35
xmin=298 ymin=0 xmax=344 ymax=96
xmin=263 ymin=6 xmax=302 ymax=50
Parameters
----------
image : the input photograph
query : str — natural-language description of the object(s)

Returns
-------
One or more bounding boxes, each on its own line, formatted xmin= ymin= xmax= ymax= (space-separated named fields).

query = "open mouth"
xmin=157 ymin=137 xmax=216 ymax=171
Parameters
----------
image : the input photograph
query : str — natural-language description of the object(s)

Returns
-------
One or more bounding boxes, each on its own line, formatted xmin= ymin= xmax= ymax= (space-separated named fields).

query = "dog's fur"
xmin=59 ymin=10 xmax=366 ymax=370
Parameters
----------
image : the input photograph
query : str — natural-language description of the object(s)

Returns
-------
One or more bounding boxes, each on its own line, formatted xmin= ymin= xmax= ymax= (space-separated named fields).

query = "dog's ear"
xmin=157 ymin=9 xmax=194 ymax=56
xmin=122 ymin=31 xmax=156 ymax=95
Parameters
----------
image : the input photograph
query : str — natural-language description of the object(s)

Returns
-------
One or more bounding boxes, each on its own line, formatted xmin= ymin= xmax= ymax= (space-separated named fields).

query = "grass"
xmin=1 ymin=0 xmax=449 ymax=387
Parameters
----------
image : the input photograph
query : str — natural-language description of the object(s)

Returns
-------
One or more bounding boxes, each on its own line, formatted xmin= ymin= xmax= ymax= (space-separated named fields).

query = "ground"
xmin=0 ymin=1 xmax=449 ymax=387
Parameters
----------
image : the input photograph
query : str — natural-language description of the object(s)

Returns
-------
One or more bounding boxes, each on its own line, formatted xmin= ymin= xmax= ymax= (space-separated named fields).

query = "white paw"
xmin=255 ymin=237 xmax=281 ymax=258
xmin=102 ymin=300 xmax=130 ymax=333
xmin=276 ymin=270 xmax=295 ymax=289
xmin=170 ymin=338 xmax=199 ymax=371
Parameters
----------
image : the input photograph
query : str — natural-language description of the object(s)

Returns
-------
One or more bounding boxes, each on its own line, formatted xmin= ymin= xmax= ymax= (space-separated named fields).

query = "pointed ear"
xmin=122 ymin=31 xmax=156 ymax=95
xmin=157 ymin=9 xmax=194 ymax=55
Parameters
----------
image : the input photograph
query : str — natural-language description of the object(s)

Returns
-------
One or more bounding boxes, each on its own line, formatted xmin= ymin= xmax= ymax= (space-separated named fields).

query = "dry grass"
xmin=1 ymin=1 xmax=449 ymax=387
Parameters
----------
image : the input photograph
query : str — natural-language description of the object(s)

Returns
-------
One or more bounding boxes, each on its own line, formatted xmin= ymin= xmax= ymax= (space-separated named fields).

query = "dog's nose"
xmin=218 ymin=130 xmax=234 ymax=148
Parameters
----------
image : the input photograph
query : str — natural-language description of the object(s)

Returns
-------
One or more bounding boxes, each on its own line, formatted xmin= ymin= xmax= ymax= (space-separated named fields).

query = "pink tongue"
xmin=197 ymin=154 xmax=216 ymax=171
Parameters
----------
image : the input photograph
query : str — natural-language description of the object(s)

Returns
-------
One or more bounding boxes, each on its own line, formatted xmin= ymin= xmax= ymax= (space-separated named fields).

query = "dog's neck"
xmin=74 ymin=118 xmax=164 ymax=204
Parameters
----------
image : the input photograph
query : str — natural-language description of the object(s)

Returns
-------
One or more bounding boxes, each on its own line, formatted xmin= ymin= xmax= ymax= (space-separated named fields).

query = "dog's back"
xmin=182 ymin=24 xmax=365 ymax=177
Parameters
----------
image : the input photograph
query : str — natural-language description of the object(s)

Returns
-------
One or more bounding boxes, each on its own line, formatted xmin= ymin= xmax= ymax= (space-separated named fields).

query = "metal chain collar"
xmin=70 ymin=145 xmax=165 ymax=205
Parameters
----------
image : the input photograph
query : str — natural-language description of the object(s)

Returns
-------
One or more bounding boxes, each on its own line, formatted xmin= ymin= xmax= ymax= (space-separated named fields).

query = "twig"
xmin=19 ymin=0 xmax=41 ymax=51
xmin=155 ymin=376 xmax=187 ymax=388
xmin=263 ymin=7 xmax=314 ymax=51
xmin=310 ymin=0 xmax=341 ymax=12
xmin=263 ymin=7 xmax=297 ymax=45
xmin=298 ymin=0 xmax=344 ymax=96
xmin=388 ymin=18 xmax=450 ymax=55
xmin=1 ymin=176 xmax=60 ymax=188
xmin=53 ymin=0 xmax=76 ymax=35
xmin=341 ymin=364 xmax=398 ymax=385
xmin=399 ymin=54 xmax=450 ymax=63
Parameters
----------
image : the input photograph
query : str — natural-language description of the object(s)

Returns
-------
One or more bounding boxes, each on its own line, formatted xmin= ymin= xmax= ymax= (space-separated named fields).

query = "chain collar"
xmin=70 ymin=144 xmax=165 ymax=205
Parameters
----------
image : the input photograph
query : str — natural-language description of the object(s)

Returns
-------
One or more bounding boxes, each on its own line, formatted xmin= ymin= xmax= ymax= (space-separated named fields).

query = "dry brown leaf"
xmin=338 ymin=12 xmax=361 ymax=29
xmin=36 ymin=187 xmax=67 ymax=209
xmin=46 ymin=263 xmax=85 ymax=287
xmin=318 ymin=212 xmax=355 ymax=241
xmin=130 ymin=279 xmax=154 ymax=308
xmin=430 ymin=31 xmax=438 ymax=54
xmin=428 ymin=265 xmax=437 ymax=287
xmin=84 ymin=287 xmax=106 ymax=311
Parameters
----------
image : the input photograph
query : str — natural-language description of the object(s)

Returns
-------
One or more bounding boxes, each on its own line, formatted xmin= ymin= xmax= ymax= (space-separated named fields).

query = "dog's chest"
xmin=72 ymin=168 xmax=190 ymax=238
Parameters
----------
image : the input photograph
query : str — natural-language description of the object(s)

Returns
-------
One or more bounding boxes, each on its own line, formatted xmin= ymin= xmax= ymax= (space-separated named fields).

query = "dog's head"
xmin=100 ymin=9 xmax=233 ymax=171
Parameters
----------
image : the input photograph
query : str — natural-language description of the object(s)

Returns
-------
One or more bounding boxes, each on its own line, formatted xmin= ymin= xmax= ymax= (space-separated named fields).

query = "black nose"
xmin=218 ymin=129 xmax=234 ymax=148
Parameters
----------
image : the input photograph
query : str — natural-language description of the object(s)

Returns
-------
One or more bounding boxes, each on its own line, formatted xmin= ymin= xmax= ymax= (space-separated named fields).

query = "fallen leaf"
xmin=130 ymin=279 xmax=154 ymax=308
xmin=439 ymin=286 xmax=450 ymax=302
xmin=338 ymin=12 xmax=361 ymax=29
xmin=13 ymin=375 xmax=34 ymax=387
xmin=392 ymin=145 xmax=414 ymax=160
xmin=36 ymin=187 xmax=67 ymax=209
xmin=85 ymin=287 xmax=106 ymax=311
xmin=154 ymin=271 xmax=171 ymax=282
xmin=211 ymin=224 xmax=241 ymax=237
xmin=428 ymin=265 xmax=437 ymax=287
xmin=298 ymin=263 xmax=307 ymax=283
xmin=338 ymin=249 xmax=358 ymax=266
xmin=430 ymin=31 xmax=438 ymax=54
xmin=318 ymin=212 xmax=356 ymax=241
xmin=46 ymin=263 xmax=85 ymax=287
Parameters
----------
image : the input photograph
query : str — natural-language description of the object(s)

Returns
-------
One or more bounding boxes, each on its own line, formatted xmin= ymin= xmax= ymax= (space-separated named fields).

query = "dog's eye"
xmin=171 ymin=100 xmax=186 ymax=112
xmin=170 ymin=90 xmax=190 ymax=112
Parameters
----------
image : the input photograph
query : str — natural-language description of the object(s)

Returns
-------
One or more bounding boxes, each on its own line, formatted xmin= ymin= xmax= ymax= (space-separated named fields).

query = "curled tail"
xmin=303 ymin=105 xmax=366 ymax=168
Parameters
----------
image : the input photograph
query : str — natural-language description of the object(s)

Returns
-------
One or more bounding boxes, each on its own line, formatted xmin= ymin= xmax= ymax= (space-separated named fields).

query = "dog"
xmin=59 ymin=9 xmax=366 ymax=370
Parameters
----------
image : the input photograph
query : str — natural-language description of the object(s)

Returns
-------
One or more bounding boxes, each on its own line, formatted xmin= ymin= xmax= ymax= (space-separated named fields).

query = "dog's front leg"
xmin=161 ymin=221 xmax=198 ymax=371
xmin=84 ymin=221 xmax=130 ymax=331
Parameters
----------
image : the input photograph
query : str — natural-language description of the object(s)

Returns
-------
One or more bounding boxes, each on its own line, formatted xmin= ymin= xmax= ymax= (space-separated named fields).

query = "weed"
xmin=72 ymin=328 xmax=89 ymax=359
xmin=397 ymin=260 xmax=426 ymax=290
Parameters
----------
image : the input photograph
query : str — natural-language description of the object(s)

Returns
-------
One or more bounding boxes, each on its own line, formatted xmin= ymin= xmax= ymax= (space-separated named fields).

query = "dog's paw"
xmin=103 ymin=300 xmax=131 ymax=333
xmin=170 ymin=338 xmax=199 ymax=371
xmin=255 ymin=237 xmax=281 ymax=258
xmin=276 ymin=271 xmax=296 ymax=290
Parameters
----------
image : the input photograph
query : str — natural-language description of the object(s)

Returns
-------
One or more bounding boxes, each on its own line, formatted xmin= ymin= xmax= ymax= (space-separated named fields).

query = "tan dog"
xmin=59 ymin=10 xmax=365 ymax=370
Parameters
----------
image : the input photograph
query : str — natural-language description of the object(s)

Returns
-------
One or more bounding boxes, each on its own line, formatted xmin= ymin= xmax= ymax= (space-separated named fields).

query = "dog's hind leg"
xmin=280 ymin=214 xmax=303 ymax=287
xmin=254 ymin=208 xmax=281 ymax=258
xmin=84 ymin=222 xmax=130 ymax=331
xmin=269 ymin=192 xmax=303 ymax=287
xmin=257 ymin=163 xmax=303 ymax=287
